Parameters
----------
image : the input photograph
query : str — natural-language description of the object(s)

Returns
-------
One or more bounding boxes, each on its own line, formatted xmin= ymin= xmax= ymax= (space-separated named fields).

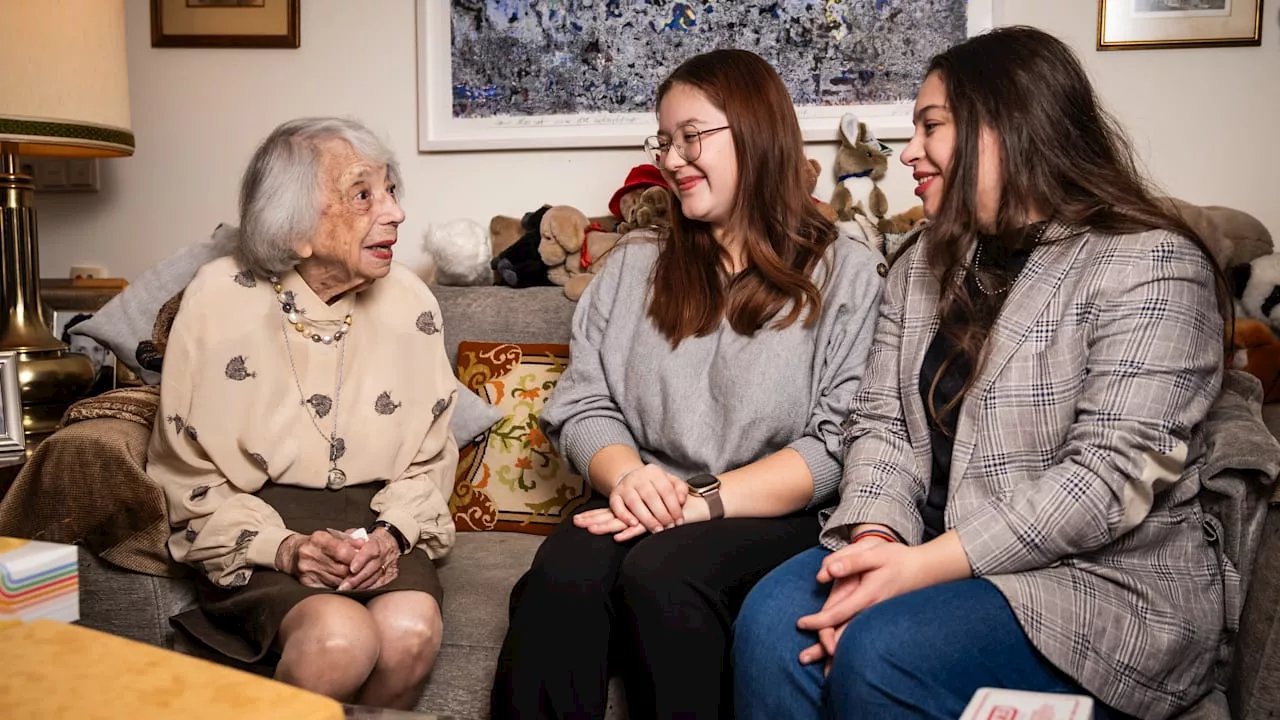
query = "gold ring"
xmin=379 ymin=561 xmax=390 ymax=575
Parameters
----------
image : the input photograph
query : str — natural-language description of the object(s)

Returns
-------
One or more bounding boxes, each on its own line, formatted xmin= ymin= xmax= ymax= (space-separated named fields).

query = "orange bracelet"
xmin=851 ymin=528 xmax=898 ymax=544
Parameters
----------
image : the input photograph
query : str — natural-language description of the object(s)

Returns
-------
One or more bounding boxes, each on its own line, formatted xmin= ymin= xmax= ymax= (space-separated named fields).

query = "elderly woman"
xmin=148 ymin=117 xmax=458 ymax=710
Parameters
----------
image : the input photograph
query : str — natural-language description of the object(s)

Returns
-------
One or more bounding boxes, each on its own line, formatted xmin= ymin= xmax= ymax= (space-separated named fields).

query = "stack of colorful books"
xmin=0 ymin=537 xmax=78 ymax=623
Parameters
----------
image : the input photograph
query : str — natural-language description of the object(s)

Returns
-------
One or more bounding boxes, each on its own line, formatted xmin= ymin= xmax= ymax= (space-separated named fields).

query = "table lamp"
xmin=0 ymin=0 xmax=133 ymax=441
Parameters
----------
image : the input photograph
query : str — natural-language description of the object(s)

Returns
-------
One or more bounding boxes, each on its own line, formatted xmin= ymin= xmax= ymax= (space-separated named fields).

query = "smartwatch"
xmin=686 ymin=473 xmax=724 ymax=520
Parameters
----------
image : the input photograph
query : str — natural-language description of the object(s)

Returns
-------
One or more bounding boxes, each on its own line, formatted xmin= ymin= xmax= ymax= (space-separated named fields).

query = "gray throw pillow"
xmin=69 ymin=223 xmax=239 ymax=385
xmin=452 ymin=381 xmax=503 ymax=444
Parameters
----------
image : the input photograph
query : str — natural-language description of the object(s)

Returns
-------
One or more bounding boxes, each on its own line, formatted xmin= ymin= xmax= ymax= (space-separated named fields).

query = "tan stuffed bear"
xmin=1167 ymin=197 xmax=1273 ymax=270
xmin=538 ymin=205 xmax=622 ymax=301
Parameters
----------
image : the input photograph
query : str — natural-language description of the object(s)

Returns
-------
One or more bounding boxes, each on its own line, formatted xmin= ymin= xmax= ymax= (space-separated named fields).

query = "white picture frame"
xmin=417 ymin=0 xmax=994 ymax=152
xmin=0 ymin=351 xmax=26 ymax=455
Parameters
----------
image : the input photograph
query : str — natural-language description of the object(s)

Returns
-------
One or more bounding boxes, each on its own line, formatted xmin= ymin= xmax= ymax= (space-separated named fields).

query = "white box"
xmin=960 ymin=688 xmax=1094 ymax=720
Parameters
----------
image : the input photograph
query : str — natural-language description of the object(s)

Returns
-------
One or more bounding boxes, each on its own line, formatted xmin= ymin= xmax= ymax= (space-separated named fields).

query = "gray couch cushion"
xmin=432 ymin=285 xmax=577 ymax=370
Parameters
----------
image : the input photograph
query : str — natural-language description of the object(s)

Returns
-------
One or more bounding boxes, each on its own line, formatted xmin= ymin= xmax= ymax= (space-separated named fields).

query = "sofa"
xmin=3 ymin=280 xmax=1280 ymax=720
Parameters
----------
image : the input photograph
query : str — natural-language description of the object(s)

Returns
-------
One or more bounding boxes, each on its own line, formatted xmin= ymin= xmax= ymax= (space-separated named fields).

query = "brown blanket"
xmin=0 ymin=386 xmax=186 ymax=578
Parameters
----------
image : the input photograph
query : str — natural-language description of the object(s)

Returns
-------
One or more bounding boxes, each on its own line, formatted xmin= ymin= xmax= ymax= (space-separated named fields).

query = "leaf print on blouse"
xmin=432 ymin=391 xmax=454 ymax=420
xmin=330 ymin=437 xmax=346 ymax=463
xmin=184 ymin=524 xmax=198 ymax=542
xmin=281 ymin=290 xmax=304 ymax=315
xmin=226 ymin=356 xmax=257 ymax=381
xmin=416 ymin=311 xmax=441 ymax=335
xmin=185 ymin=425 xmax=199 ymax=442
xmin=250 ymin=453 xmax=269 ymax=473
xmin=190 ymin=485 xmax=210 ymax=502
xmin=166 ymin=413 xmax=187 ymax=436
xmin=306 ymin=394 xmax=333 ymax=418
xmin=233 ymin=268 xmax=256 ymax=288
xmin=375 ymin=391 xmax=402 ymax=415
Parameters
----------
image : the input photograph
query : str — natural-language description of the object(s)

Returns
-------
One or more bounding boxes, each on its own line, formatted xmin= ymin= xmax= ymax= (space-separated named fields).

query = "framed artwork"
xmin=417 ymin=0 xmax=993 ymax=151
xmin=151 ymin=0 xmax=300 ymax=48
xmin=1098 ymin=0 xmax=1264 ymax=49
xmin=0 ymin=351 xmax=24 ymax=456
xmin=40 ymin=280 xmax=138 ymax=394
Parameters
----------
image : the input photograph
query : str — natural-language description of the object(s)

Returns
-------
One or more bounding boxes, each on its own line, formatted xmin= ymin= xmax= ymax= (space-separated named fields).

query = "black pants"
xmin=490 ymin=496 xmax=821 ymax=720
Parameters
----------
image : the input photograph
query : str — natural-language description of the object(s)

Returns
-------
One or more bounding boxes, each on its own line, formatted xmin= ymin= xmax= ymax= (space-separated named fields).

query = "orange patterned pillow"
xmin=451 ymin=341 xmax=589 ymax=534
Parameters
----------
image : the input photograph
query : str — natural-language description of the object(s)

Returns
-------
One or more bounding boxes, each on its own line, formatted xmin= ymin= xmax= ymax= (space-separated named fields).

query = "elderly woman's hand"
xmin=275 ymin=531 xmax=361 ymax=588
xmin=340 ymin=527 xmax=401 ymax=592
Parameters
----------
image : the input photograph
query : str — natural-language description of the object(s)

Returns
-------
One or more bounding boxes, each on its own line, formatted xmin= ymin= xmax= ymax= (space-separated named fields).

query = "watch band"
xmin=702 ymin=489 xmax=724 ymax=520
xmin=369 ymin=520 xmax=410 ymax=554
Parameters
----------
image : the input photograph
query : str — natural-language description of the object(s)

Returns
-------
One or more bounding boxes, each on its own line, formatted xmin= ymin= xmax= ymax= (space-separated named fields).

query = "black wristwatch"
xmin=686 ymin=473 xmax=724 ymax=520
xmin=369 ymin=520 xmax=411 ymax=554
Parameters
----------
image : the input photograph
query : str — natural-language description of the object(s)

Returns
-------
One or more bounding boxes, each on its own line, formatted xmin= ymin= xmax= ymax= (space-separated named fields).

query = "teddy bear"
xmin=804 ymin=158 xmax=838 ymax=223
xmin=538 ymin=205 xmax=622 ymax=301
xmin=423 ymin=218 xmax=492 ymax=286
xmin=491 ymin=204 xmax=556 ymax=288
xmin=831 ymin=112 xmax=893 ymax=233
xmin=1231 ymin=317 xmax=1280 ymax=403
xmin=616 ymin=185 xmax=673 ymax=235
xmin=1169 ymin=198 xmax=1273 ymax=271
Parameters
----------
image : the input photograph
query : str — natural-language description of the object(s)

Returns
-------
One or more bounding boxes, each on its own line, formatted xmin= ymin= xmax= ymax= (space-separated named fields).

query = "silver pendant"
xmin=326 ymin=467 xmax=347 ymax=490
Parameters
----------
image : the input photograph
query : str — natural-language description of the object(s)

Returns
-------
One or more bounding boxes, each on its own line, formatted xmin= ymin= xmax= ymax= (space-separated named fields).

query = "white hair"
xmin=235 ymin=117 xmax=403 ymax=277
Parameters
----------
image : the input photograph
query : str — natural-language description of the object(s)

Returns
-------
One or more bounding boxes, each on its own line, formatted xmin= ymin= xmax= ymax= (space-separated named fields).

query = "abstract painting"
xmin=418 ymin=0 xmax=992 ymax=150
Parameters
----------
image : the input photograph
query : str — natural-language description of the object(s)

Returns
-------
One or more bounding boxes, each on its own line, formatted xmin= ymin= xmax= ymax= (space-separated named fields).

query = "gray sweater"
xmin=539 ymin=230 xmax=885 ymax=508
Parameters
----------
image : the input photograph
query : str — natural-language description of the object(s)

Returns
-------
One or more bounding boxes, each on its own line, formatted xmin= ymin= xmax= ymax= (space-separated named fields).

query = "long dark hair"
xmin=923 ymin=26 xmax=1232 ymax=424
xmin=648 ymin=49 xmax=837 ymax=347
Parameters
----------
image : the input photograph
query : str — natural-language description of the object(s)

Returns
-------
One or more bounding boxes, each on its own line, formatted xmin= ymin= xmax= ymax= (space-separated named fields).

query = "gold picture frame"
xmin=1098 ymin=0 xmax=1264 ymax=50
xmin=151 ymin=0 xmax=300 ymax=49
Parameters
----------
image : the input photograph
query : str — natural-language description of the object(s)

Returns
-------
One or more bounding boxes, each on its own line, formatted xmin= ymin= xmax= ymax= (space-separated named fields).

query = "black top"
xmin=918 ymin=229 xmax=1039 ymax=539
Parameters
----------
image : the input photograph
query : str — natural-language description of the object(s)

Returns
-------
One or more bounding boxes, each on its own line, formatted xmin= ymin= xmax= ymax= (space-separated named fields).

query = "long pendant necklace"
xmin=272 ymin=276 xmax=351 ymax=490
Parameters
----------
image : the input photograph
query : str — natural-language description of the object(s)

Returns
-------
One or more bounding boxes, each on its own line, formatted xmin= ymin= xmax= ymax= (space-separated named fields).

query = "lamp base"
xmin=17 ymin=349 xmax=95 ymax=440
xmin=2 ymin=143 xmax=95 ymax=445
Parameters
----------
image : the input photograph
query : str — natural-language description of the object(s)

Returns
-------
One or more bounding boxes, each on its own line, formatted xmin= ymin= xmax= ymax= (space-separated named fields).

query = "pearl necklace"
xmin=971 ymin=222 xmax=1049 ymax=296
xmin=269 ymin=276 xmax=353 ymax=344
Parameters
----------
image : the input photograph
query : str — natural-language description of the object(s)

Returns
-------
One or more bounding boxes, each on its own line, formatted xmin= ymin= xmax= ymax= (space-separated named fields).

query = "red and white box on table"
xmin=961 ymin=688 xmax=1095 ymax=720
xmin=0 ymin=537 xmax=79 ymax=623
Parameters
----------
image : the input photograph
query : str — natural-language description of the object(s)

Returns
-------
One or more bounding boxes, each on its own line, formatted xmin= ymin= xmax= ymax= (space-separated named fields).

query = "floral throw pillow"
xmin=451 ymin=341 xmax=589 ymax=534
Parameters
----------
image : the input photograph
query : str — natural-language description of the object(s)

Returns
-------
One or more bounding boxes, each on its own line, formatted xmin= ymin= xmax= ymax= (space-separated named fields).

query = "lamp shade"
xmin=0 ymin=0 xmax=134 ymax=158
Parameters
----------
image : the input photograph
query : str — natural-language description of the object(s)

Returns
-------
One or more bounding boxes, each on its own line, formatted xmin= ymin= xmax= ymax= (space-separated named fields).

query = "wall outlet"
xmin=69 ymin=265 xmax=108 ymax=280
xmin=20 ymin=156 xmax=100 ymax=192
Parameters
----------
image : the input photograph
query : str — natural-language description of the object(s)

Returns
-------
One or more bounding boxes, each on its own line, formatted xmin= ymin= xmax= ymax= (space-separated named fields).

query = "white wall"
xmin=36 ymin=0 xmax=1279 ymax=281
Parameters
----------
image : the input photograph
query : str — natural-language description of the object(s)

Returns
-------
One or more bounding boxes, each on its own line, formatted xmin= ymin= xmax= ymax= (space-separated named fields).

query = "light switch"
xmin=37 ymin=160 xmax=67 ymax=188
xmin=67 ymin=159 xmax=97 ymax=188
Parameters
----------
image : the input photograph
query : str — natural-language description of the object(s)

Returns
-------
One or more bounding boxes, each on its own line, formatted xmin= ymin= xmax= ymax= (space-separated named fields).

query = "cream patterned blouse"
xmin=147 ymin=256 xmax=458 ymax=588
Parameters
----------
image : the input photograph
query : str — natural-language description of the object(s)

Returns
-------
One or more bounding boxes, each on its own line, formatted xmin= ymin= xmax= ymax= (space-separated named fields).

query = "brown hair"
xmin=921 ymin=26 xmax=1232 ymax=425
xmin=648 ymin=49 xmax=836 ymax=347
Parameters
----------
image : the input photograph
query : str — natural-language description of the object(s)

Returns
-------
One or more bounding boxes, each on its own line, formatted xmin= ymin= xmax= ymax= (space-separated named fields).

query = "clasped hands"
xmin=795 ymin=537 xmax=929 ymax=676
xmin=275 ymin=526 xmax=400 ymax=591
xmin=574 ymin=463 xmax=712 ymax=542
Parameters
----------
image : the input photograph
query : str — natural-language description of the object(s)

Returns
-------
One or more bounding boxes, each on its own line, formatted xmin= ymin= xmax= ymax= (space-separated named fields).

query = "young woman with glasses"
xmin=732 ymin=26 xmax=1234 ymax=720
xmin=490 ymin=48 xmax=887 ymax=719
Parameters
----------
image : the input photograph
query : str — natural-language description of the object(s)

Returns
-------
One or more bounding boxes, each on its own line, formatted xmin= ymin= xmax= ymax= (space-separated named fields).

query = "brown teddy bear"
xmin=1231 ymin=317 xmax=1280 ymax=403
xmin=538 ymin=205 xmax=623 ymax=301
xmin=616 ymin=185 xmax=673 ymax=235
xmin=804 ymin=158 xmax=838 ymax=223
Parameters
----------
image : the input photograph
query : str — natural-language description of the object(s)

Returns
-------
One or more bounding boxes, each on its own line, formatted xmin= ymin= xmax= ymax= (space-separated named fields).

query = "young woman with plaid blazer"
xmin=733 ymin=26 xmax=1235 ymax=720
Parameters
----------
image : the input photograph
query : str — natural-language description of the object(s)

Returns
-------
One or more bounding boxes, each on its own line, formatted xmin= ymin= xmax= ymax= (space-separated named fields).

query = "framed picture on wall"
xmin=416 ymin=0 xmax=994 ymax=151
xmin=0 ymin=351 xmax=25 ymax=456
xmin=151 ymin=0 xmax=300 ymax=48
xmin=40 ymin=279 xmax=138 ymax=394
xmin=1098 ymin=0 xmax=1264 ymax=49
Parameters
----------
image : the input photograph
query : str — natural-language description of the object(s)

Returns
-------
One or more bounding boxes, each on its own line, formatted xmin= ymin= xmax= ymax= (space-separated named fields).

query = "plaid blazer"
xmin=822 ymin=224 xmax=1232 ymax=719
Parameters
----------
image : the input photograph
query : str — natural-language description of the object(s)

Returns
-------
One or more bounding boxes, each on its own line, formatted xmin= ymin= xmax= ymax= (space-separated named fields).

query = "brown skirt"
xmin=170 ymin=482 xmax=443 ymax=663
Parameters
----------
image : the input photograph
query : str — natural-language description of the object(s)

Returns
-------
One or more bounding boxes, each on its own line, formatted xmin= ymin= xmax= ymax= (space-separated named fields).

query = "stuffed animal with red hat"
xmin=610 ymin=164 xmax=673 ymax=235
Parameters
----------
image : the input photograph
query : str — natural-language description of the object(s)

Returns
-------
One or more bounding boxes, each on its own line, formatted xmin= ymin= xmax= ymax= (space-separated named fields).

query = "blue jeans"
xmin=732 ymin=547 xmax=1131 ymax=720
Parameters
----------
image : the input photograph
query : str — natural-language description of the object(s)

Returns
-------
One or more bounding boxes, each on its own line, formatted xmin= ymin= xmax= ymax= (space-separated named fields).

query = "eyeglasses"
xmin=643 ymin=124 xmax=731 ymax=166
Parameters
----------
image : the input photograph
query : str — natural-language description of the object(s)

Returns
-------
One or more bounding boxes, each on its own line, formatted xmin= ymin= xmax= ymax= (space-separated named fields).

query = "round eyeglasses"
xmin=643 ymin=124 xmax=731 ymax=166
